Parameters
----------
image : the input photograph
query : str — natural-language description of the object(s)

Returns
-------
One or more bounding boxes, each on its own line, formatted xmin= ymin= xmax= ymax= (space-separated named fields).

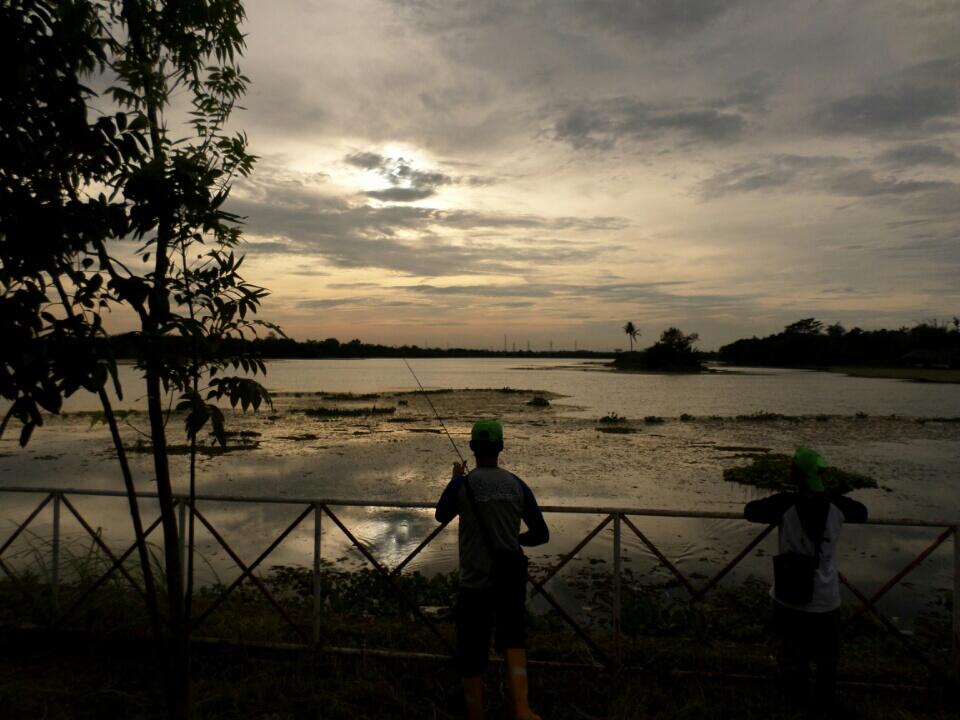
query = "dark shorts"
xmin=455 ymin=585 xmax=526 ymax=677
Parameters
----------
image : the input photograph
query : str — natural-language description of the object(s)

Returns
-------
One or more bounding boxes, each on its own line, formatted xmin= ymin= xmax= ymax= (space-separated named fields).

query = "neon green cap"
xmin=471 ymin=419 xmax=503 ymax=443
xmin=794 ymin=447 xmax=826 ymax=493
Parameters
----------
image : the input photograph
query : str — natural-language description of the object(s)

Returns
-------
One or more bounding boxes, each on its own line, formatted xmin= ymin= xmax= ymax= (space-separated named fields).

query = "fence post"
xmin=178 ymin=499 xmax=187 ymax=594
xmin=51 ymin=492 xmax=61 ymax=608
xmin=953 ymin=525 xmax=959 ymax=676
xmin=613 ymin=513 xmax=621 ymax=665
xmin=313 ymin=503 xmax=323 ymax=645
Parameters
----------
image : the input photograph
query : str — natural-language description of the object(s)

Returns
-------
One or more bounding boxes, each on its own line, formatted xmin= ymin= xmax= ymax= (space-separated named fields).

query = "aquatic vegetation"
xmin=301 ymin=406 xmax=396 ymax=418
xmin=128 ymin=440 xmax=258 ymax=455
xmin=734 ymin=411 xmax=787 ymax=422
xmin=679 ymin=413 xmax=696 ymax=422
xmin=643 ymin=416 xmax=665 ymax=424
xmin=597 ymin=426 xmax=638 ymax=434
xmin=598 ymin=413 xmax=627 ymax=423
xmin=527 ymin=396 xmax=550 ymax=407
xmin=723 ymin=453 xmax=878 ymax=493
xmin=277 ymin=434 xmax=319 ymax=442
xmin=321 ymin=392 xmax=382 ymax=400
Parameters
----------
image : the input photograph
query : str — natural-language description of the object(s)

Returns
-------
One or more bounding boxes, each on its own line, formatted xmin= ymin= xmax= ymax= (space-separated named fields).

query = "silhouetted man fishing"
xmin=435 ymin=419 xmax=549 ymax=720
xmin=744 ymin=447 xmax=868 ymax=715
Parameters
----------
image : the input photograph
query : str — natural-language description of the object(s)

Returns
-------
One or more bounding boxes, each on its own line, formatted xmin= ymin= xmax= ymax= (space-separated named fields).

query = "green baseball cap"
xmin=793 ymin=447 xmax=826 ymax=493
xmin=471 ymin=419 xmax=503 ymax=443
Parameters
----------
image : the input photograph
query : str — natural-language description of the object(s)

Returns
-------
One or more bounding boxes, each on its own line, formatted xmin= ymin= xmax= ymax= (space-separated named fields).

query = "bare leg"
xmin=462 ymin=675 xmax=484 ymax=720
xmin=503 ymin=648 xmax=542 ymax=720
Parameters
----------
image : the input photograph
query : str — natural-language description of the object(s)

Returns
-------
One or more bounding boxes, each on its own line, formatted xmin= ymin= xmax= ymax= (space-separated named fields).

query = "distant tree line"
xmin=108 ymin=333 xmax=612 ymax=360
xmin=718 ymin=318 xmax=960 ymax=368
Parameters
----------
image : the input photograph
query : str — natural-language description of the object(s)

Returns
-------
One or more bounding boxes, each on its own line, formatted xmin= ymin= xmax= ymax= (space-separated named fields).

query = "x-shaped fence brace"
xmin=0 ymin=492 xmax=956 ymax=680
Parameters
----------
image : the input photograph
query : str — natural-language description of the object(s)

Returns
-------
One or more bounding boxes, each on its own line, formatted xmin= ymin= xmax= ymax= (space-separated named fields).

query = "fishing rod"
xmin=402 ymin=358 xmax=467 ymax=467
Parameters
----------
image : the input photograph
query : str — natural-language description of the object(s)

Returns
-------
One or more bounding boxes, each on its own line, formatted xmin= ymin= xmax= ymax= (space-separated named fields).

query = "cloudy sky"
xmin=220 ymin=0 xmax=960 ymax=350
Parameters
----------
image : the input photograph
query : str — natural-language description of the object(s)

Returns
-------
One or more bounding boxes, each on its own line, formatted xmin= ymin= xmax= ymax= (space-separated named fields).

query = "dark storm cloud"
xmin=391 ymin=0 xmax=747 ymax=39
xmin=824 ymin=170 xmax=953 ymax=198
xmin=404 ymin=280 xmax=753 ymax=310
xmin=231 ymin=180 xmax=625 ymax=275
xmin=810 ymin=57 xmax=960 ymax=136
xmin=698 ymin=154 xmax=958 ymax=203
xmin=551 ymin=76 xmax=770 ymax=150
xmin=345 ymin=150 xmax=483 ymax=202
xmin=365 ymin=187 xmax=436 ymax=202
xmin=876 ymin=143 xmax=959 ymax=168
xmin=697 ymin=155 xmax=846 ymax=199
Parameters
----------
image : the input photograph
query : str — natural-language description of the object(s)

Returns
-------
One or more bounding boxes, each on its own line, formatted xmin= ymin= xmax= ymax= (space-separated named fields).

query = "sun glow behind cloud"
xmin=209 ymin=0 xmax=960 ymax=350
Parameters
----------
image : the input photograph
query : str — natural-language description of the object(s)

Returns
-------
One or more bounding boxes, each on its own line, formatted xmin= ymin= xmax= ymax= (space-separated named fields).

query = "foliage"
xmin=598 ymin=413 xmax=627 ymax=423
xmin=723 ymin=453 xmax=878 ymax=493
xmin=613 ymin=327 xmax=704 ymax=372
xmin=719 ymin=317 xmax=960 ymax=368
xmin=1 ymin=2 xmax=280 ymax=717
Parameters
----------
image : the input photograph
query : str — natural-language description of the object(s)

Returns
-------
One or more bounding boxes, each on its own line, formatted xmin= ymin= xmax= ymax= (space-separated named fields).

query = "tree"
xmin=622 ymin=321 xmax=639 ymax=351
xmin=784 ymin=318 xmax=824 ymax=335
xmin=1 ymin=2 xmax=276 ymax=718
xmin=640 ymin=327 xmax=702 ymax=370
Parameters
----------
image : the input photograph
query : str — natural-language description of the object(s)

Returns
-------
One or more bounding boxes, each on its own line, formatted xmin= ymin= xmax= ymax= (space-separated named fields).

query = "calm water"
xmin=56 ymin=357 xmax=960 ymax=418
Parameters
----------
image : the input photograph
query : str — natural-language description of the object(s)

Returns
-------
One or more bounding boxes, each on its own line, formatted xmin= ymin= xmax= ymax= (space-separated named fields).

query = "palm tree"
xmin=623 ymin=321 xmax=639 ymax=352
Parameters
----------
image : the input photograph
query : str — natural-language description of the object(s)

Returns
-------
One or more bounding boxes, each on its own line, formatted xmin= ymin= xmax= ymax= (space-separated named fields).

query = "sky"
xmin=215 ymin=0 xmax=960 ymax=350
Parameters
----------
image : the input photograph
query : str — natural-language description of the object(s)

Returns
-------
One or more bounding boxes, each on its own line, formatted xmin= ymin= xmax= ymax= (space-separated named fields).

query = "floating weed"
xmin=734 ymin=411 xmax=787 ymax=422
xmin=644 ymin=415 xmax=665 ymax=424
xmin=723 ymin=453 xmax=878 ymax=492
xmin=527 ymin=396 xmax=550 ymax=407
xmin=301 ymin=407 xmax=396 ymax=418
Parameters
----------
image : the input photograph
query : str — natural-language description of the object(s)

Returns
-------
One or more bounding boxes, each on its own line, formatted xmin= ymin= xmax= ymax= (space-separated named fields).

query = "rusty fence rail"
xmin=0 ymin=485 xmax=957 ymax=677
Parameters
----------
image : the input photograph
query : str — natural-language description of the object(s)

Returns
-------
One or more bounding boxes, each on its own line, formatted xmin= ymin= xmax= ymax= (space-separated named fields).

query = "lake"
xmin=1 ymin=358 xmax=958 ymax=632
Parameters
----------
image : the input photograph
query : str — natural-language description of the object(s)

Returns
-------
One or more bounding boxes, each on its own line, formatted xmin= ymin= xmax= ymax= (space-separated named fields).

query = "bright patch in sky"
xmin=208 ymin=0 xmax=960 ymax=350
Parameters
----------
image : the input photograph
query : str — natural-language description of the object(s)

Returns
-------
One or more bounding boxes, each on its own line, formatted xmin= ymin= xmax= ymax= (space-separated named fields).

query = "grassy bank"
xmin=2 ymin=633 xmax=957 ymax=720
xmin=1 ymin=558 xmax=954 ymax=718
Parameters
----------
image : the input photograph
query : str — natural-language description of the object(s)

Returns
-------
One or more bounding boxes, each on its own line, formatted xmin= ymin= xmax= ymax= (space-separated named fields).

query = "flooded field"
xmin=1 ymin=359 xmax=958 ymax=630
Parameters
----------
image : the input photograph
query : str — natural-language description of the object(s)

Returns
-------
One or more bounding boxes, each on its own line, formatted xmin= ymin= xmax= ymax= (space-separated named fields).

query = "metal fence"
xmin=0 ymin=485 xmax=957 ymax=678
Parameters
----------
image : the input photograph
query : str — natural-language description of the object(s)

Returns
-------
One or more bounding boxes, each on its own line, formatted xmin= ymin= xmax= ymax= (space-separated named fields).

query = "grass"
xmin=0 ymin=550 xmax=953 ymax=719
xmin=723 ymin=454 xmax=879 ymax=493
xmin=0 ymin=567 xmax=953 ymax=719
xmin=301 ymin=406 xmax=396 ymax=418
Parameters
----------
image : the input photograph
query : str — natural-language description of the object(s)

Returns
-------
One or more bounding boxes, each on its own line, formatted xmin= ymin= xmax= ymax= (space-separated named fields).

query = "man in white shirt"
xmin=744 ymin=447 xmax=868 ymax=712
